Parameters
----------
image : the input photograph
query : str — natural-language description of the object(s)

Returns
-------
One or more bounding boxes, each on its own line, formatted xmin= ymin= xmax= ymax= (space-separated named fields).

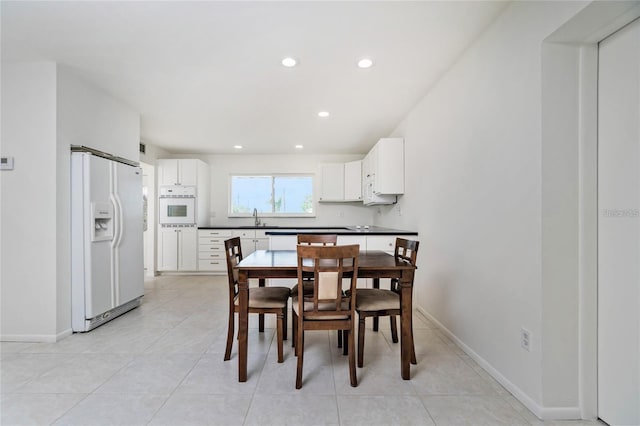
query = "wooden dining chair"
xmin=290 ymin=234 xmax=338 ymax=296
xmin=290 ymin=234 xmax=340 ymax=348
xmin=293 ymin=244 xmax=360 ymax=389
xmin=223 ymin=237 xmax=291 ymax=363
xmin=355 ymin=238 xmax=419 ymax=368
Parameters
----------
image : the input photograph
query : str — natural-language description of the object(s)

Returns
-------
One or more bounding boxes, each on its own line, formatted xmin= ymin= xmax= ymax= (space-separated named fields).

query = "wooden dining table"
xmin=234 ymin=249 xmax=417 ymax=382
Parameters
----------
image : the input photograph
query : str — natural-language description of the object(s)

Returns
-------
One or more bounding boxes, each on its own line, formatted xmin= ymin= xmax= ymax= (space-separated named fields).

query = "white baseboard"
xmin=1 ymin=328 xmax=73 ymax=343
xmin=416 ymin=306 xmax=581 ymax=421
xmin=56 ymin=328 xmax=73 ymax=341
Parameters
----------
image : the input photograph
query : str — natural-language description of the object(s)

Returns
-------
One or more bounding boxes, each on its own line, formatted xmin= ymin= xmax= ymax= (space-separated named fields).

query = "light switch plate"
xmin=0 ymin=157 xmax=14 ymax=170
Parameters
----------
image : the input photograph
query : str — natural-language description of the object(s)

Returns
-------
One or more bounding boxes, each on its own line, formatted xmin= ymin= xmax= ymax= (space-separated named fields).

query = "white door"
xmin=598 ymin=18 xmax=640 ymax=426
xmin=113 ymin=162 xmax=144 ymax=304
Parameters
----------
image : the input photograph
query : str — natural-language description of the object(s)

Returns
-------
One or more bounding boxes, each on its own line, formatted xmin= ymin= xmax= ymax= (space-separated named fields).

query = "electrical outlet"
xmin=521 ymin=328 xmax=531 ymax=351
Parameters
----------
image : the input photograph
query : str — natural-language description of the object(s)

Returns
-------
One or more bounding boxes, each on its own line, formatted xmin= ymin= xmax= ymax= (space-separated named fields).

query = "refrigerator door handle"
xmin=111 ymin=193 xmax=124 ymax=249
xmin=110 ymin=192 xmax=121 ymax=306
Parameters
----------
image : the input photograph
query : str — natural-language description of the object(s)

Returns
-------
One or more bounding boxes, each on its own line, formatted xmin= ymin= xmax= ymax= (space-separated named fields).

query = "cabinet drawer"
xmin=199 ymin=229 xmax=232 ymax=238
xmin=232 ymin=229 xmax=254 ymax=238
xmin=199 ymin=237 xmax=227 ymax=245
xmin=199 ymin=244 xmax=225 ymax=252
xmin=199 ymin=251 xmax=224 ymax=260
xmin=198 ymin=259 xmax=226 ymax=271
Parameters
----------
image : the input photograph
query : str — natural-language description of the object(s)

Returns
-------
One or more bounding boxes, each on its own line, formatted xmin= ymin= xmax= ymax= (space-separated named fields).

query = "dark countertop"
xmin=198 ymin=225 xmax=417 ymax=236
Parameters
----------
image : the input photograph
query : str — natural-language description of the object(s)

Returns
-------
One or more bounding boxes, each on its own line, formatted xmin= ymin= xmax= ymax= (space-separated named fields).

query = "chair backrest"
xmin=395 ymin=238 xmax=419 ymax=266
xmin=391 ymin=238 xmax=419 ymax=292
xmin=296 ymin=244 xmax=359 ymax=318
xmin=224 ymin=237 xmax=243 ymax=299
xmin=297 ymin=234 xmax=338 ymax=246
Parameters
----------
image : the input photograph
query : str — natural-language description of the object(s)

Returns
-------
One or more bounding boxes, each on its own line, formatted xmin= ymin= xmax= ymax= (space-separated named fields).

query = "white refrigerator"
xmin=71 ymin=150 xmax=144 ymax=332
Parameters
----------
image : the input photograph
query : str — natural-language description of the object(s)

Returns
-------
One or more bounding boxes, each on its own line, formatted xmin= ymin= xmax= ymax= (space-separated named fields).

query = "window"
xmin=229 ymin=174 xmax=314 ymax=217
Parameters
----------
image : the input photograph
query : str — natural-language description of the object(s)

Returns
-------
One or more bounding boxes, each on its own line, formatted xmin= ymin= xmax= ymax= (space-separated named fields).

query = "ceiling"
xmin=1 ymin=1 xmax=508 ymax=155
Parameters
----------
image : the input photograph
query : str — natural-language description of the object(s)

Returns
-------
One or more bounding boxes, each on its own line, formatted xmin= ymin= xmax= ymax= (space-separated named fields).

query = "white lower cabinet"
xmin=198 ymin=229 xmax=232 ymax=272
xmin=365 ymin=235 xmax=396 ymax=253
xmin=158 ymin=227 xmax=197 ymax=271
xmin=233 ymin=229 xmax=268 ymax=256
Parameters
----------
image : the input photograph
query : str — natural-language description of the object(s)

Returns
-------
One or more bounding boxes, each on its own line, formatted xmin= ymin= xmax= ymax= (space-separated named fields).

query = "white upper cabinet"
xmin=319 ymin=160 xmax=362 ymax=202
xmin=363 ymin=138 xmax=404 ymax=205
xmin=158 ymin=159 xmax=204 ymax=186
xmin=319 ymin=163 xmax=345 ymax=201
xmin=344 ymin=160 xmax=363 ymax=201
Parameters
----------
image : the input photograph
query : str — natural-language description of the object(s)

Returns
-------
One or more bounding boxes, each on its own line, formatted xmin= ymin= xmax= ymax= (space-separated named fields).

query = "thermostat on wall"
xmin=0 ymin=157 xmax=14 ymax=170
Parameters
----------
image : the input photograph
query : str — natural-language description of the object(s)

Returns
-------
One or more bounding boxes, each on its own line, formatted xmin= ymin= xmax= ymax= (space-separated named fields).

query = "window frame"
xmin=228 ymin=173 xmax=316 ymax=218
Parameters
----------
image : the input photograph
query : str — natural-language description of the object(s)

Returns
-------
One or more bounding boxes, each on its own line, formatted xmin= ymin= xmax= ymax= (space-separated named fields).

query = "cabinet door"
xmin=178 ymin=159 xmax=198 ymax=186
xmin=344 ymin=160 xmax=362 ymax=201
xmin=240 ymin=238 xmax=256 ymax=256
xmin=374 ymin=138 xmax=404 ymax=195
xmin=158 ymin=228 xmax=178 ymax=270
xmin=157 ymin=159 xmax=179 ymax=186
xmin=366 ymin=235 xmax=396 ymax=253
xmin=178 ymin=228 xmax=198 ymax=271
xmin=255 ymin=238 xmax=269 ymax=251
xmin=361 ymin=154 xmax=373 ymax=204
xmin=319 ymin=163 xmax=345 ymax=201
xmin=269 ymin=235 xmax=297 ymax=250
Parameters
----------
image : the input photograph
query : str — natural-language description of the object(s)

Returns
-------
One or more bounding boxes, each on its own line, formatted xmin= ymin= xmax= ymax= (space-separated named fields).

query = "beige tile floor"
xmin=1 ymin=275 xmax=605 ymax=426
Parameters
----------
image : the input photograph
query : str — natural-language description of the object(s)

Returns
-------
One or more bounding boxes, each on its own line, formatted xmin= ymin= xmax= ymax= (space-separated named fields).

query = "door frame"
xmin=542 ymin=2 xmax=640 ymax=420
xmin=140 ymin=161 xmax=156 ymax=277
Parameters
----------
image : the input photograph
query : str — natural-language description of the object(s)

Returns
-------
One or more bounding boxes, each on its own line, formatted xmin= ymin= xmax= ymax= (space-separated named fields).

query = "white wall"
xmin=163 ymin=153 xmax=377 ymax=227
xmin=0 ymin=62 xmax=140 ymax=341
xmin=57 ymin=66 xmax=140 ymax=162
xmin=1 ymin=62 xmax=59 ymax=340
xmin=375 ymin=0 xmax=590 ymax=417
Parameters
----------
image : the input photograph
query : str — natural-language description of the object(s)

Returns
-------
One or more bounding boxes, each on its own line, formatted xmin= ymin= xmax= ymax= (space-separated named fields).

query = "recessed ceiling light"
xmin=318 ymin=111 xmax=330 ymax=118
xmin=357 ymin=58 xmax=374 ymax=69
xmin=233 ymin=145 xmax=243 ymax=149
xmin=295 ymin=145 xmax=304 ymax=149
xmin=281 ymin=57 xmax=297 ymax=67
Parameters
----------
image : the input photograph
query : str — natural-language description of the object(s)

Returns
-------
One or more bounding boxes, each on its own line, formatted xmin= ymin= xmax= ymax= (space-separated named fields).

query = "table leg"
xmin=372 ymin=278 xmax=380 ymax=332
xmin=258 ymin=278 xmax=265 ymax=332
xmin=238 ymin=270 xmax=249 ymax=382
xmin=399 ymin=270 xmax=414 ymax=380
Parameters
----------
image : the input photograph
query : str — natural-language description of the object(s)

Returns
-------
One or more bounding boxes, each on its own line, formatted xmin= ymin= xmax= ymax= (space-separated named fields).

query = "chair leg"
xmin=283 ymin=307 xmax=288 ymax=341
xmin=410 ymin=316 xmax=417 ymax=365
xmin=342 ymin=330 xmax=348 ymax=356
xmin=337 ymin=330 xmax=342 ymax=348
xmin=390 ymin=316 xmax=398 ymax=343
xmin=348 ymin=325 xmax=357 ymax=387
xmin=358 ymin=315 xmax=366 ymax=368
xmin=224 ymin=310 xmax=234 ymax=361
xmin=373 ymin=317 xmax=379 ymax=332
xmin=292 ymin=311 xmax=297 ymax=350
xmin=259 ymin=313 xmax=265 ymax=332
xmin=276 ymin=312 xmax=284 ymax=363
xmin=295 ymin=325 xmax=304 ymax=389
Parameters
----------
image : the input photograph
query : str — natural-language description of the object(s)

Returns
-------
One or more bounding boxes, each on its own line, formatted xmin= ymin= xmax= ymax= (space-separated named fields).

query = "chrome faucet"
xmin=252 ymin=208 xmax=261 ymax=227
